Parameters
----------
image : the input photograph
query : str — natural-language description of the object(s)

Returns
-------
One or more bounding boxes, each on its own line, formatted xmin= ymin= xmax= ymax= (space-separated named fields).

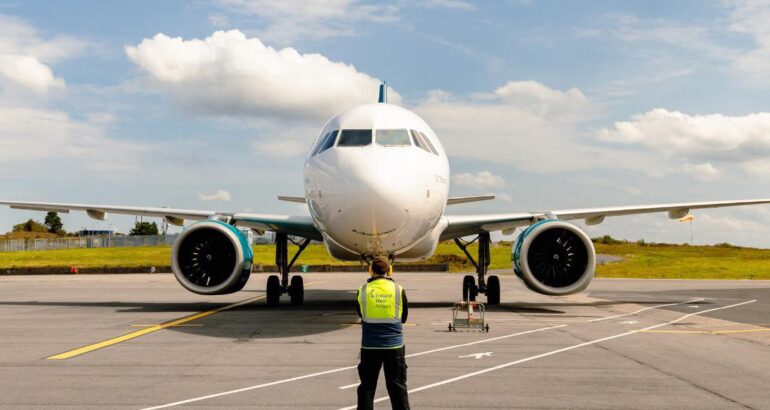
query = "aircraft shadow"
xmin=0 ymin=289 xmax=728 ymax=340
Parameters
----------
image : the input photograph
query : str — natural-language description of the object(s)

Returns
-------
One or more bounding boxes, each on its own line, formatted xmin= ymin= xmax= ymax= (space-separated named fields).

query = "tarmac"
xmin=0 ymin=272 xmax=768 ymax=409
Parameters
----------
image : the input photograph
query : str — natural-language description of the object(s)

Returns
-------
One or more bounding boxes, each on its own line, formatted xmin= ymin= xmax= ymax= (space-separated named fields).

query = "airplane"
xmin=3 ymin=83 xmax=770 ymax=307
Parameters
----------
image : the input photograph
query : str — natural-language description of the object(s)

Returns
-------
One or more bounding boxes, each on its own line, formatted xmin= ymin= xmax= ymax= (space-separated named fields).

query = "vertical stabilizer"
xmin=378 ymin=82 xmax=388 ymax=103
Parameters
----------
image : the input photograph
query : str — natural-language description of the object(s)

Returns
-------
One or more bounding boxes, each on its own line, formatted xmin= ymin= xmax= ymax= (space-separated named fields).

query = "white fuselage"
xmin=304 ymin=103 xmax=450 ymax=261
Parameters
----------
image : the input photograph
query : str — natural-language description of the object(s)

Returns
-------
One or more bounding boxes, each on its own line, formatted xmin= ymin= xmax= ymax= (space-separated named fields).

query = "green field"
xmin=1 ymin=241 xmax=769 ymax=279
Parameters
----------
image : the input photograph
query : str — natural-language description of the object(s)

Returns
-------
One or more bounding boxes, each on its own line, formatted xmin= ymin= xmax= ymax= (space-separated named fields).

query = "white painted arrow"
xmin=458 ymin=352 xmax=493 ymax=359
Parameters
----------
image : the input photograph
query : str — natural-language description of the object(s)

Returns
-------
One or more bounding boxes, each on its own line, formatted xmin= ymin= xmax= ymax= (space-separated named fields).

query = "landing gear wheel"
xmin=486 ymin=275 xmax=500 ymax=305
xmin=266 ymin=275 xmax=281 ymax=307
xmin=462 ymin=275 xmax=477 ymax=301
xmin=289 ymin=275 xmax=304 ymax=306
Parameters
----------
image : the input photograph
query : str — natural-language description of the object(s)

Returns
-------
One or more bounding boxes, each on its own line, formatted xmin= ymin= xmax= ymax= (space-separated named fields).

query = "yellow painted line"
xmin=130 ymin=324 xmax=204 ymax=328
xmin=47 ymin=280 xmax=324 ymax=360
xmin=47 ymin=295 xmax=265 ymax=360
xmin=638 ymin=328 xmax=770 ymax=335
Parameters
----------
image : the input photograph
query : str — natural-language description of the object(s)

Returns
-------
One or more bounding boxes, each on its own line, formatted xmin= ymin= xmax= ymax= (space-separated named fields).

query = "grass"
xmin=594 ymin=242 xmax=770 ymax=280
xmin=0 ymin=241 xmax=769 ymax=280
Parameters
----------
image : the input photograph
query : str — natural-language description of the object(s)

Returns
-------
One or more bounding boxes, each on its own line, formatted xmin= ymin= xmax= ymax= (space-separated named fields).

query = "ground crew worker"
xmin=356 ymin=256 xmax=410 ymax=410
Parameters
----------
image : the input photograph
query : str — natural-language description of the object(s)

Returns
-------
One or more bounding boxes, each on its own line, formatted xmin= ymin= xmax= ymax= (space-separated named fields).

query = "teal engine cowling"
xmin=512 ymin=220 xmax=595 ymax=296
xmin=171 ymin=221 xmax=253 ymax=295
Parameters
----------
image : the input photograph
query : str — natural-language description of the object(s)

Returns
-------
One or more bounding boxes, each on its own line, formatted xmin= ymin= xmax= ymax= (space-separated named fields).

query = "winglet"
xmin=378 ymin=82 xmax=387 ymax=103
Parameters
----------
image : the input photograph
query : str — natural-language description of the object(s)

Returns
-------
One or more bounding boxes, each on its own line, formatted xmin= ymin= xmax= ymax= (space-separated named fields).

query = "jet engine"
xmin=171 ymin=221 xmax=253 ymax=295
xmin=512 ymin=220 xmax=595 ymax=296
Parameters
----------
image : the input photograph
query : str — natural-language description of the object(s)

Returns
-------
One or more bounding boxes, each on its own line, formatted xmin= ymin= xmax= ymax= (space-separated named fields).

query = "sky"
xmin=2 ymin=0 xmax=770 ymax=247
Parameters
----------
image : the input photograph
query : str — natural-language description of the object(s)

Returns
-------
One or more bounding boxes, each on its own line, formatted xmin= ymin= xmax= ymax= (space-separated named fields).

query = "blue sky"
xmin=3 ymin=0 xmax=770 ymax=247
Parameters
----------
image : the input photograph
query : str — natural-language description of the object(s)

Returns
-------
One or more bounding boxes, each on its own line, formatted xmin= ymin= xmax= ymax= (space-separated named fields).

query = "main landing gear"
xmin=454 ymin=232 xmax=500 ymax=305
xmin=266 ymin=232 xmax=311 ymax=307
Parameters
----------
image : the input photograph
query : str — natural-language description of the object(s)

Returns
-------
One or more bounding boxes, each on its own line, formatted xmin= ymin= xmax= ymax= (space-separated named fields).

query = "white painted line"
xmin=143 ymin=324 xmax=564 ymax=409
xmin=339 ymin=382 xmax=359 ymax=390
xmin=336 ymin=299 xmax=756 ymax=410
xmin=589 ymin=298 xmax=704 ymax=322
xmin=140 ymin=366 xmax=357 ymax=410
xmin=405 ymin=324 xmax=565 ymax=359
xmin=458 ymin=352 xmax=492 ymax=359
xmin=336 ymin=324 xmax=564 ymax=390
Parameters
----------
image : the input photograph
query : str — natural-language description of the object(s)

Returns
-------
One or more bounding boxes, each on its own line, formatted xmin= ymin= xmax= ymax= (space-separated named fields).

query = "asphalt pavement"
xmin=0 ymin=272 xmax=768 ymax=409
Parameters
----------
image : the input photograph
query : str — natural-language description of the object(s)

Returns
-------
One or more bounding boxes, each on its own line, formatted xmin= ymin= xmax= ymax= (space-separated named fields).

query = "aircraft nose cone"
xmin=321 ymin=148 xmax=426 ymax=253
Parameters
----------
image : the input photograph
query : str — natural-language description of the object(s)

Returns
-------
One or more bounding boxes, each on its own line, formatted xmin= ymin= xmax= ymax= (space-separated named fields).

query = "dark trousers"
xmin=357 ymin=346 xmax=410 ymax=410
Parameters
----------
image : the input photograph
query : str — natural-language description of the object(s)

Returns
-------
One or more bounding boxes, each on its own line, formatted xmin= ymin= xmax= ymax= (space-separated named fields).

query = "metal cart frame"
xmin=448 ymin=301 xmax=490 ymax=332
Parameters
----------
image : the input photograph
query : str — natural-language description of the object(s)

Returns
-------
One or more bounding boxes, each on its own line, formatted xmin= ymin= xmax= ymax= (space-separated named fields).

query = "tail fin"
xmin=378 ymin=82 xmax=388 ymax=103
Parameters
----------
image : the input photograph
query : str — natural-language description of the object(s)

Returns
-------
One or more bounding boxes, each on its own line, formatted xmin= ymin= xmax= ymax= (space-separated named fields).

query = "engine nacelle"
xmin=171 ymin=221 xmax=253 ymax=295
xmin=512 ymin=220 xmax=595 ymax=296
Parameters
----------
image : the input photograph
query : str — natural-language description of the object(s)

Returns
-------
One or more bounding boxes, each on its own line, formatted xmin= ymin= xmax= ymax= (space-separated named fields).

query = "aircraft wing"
xmin=440 ymin=198 xmax=770 ymax=241
xmin=0 ymin=200 xmax=321 ymax=240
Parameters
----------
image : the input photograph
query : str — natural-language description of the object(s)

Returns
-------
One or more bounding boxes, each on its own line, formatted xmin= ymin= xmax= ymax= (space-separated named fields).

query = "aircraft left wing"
xmin=0 ymin=200 xmax=321 ymax=240
xmin=440 ymin=198 xmax=770 ymax=241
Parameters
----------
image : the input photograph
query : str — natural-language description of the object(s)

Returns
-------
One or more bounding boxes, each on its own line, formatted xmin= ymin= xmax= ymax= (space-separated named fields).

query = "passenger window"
xmin=418 ymin=131 xmax=438 ymax=155
xmin=317 ymin=130 xmax=338 ymax=154
xmin=376 ymin=129 xmax=412 ymax=146
xmin=410 ymin=130 xmax=431 ymax=153
xmin=337 ymin=129 xmax=372 ymax=146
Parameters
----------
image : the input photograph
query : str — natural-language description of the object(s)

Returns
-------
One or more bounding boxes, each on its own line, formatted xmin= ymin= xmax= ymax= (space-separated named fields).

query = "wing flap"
xmin=441 ymin=198 xmax=770 ymax=240
xmin=0 ymin=200 xmax=321 ymax=239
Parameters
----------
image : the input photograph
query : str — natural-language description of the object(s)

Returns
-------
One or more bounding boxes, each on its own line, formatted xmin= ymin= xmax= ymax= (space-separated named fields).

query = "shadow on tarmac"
xmin=0 ymin=288 xmax=737 ymax=340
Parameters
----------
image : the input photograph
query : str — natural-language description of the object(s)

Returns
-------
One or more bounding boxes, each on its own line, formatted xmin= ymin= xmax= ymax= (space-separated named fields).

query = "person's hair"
xmin=371 ymin=256 xmax=390 ymax=276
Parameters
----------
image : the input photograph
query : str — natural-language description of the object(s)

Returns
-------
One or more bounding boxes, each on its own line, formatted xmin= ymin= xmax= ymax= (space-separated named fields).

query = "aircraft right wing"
xmin=440 ymin=198 xmax=770 ymax=241
xmin=0 ymin=200 xmax=322 ymax=240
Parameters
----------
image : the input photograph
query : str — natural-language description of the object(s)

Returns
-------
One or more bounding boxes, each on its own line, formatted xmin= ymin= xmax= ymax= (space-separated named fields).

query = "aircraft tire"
xmin=266 ymin=275 xmax=281 ymax=307
xmin=486 ymin=275 xmax=500 ymax=305
xmin=289 ymin=275 xmax=304 ymax=306
xmin=462 ymin=275 xmax=477 ymax=301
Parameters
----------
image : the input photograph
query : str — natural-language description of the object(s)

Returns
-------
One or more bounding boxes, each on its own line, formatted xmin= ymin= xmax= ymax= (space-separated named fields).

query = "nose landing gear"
xmin=454 ymin=232 xmax=500 ymax=305
xmin=266 ymin=232 xmax=310 ymax=306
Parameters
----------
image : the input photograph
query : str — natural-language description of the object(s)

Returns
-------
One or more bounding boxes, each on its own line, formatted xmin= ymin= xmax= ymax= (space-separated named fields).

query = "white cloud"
xmin=197 ymin=190 xmax=232 ymax=201
xmin=125 ymin=30 xmax=400 ymax=120
xmin=0 ymin=14 xmax=87 ymax=93
xmin=453 ymin=171 xmax=506 ymax=189
xmin=414 ymin=81 xmax=645 ymax=172
xmin=418 ymin=0 xmax=474 ymax=10
xmin=213 ymin=0 xmax=398 ymax=44
xmin=598 ymin=109 xmax=770 ymax=169
xmin=727 ymin=0 xmax=770 ymax=85
xmin=208 ymin=14 xmax=230 ymax=28
xmin=681 ymin=163 xmax=722 ymax=181
xmin=0 ymin=106 xmax=143 ymax=170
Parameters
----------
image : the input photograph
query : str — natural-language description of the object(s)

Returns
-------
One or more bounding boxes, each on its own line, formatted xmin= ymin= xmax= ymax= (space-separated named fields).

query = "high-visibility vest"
xmin=358 ymin=279 xmax=403 ymax=324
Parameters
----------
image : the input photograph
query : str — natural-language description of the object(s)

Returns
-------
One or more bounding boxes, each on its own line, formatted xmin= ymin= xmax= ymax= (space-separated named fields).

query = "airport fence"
xmin=0 ymin=231 xmax=276 ymax=252
xmin=0 ymin=234 xmax=179 ymax=252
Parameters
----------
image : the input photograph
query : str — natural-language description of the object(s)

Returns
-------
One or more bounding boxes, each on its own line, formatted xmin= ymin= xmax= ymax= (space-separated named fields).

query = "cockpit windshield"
xmin=337 ymin=129 xmax=372 ymax=146
xmin=312 ymin=130 xmax=338 ymax=156
xmin=376 ymin=129 xmax=412 ymax=146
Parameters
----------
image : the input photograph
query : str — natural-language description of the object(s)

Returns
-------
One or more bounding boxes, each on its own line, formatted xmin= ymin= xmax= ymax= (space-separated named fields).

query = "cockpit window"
xmin=411 ymin=130 xmax=438 ymax=155
xmin=314 ymin=130 xmax=338 ymax=155
xmin=337 ymin=129 xmax=372 ymax=147
xmin=376 ymin=129 xmax=412 ymax=146
xmin=410 ymin=130 xmax=430 ymax=153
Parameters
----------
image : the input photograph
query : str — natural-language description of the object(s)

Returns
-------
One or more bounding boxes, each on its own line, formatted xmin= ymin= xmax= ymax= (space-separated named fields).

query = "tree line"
xmin=8 ymin=212 xmax=161 ymax=236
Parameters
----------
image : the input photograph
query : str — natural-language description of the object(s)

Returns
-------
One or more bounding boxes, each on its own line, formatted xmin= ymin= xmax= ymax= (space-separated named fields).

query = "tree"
xmin=130 ymin=221 xmax=159 ymax=236
xmin=44 ymin=212 xmax=64 ymax=234
xmin=12 ymin=219 xmax=47 ymax=233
